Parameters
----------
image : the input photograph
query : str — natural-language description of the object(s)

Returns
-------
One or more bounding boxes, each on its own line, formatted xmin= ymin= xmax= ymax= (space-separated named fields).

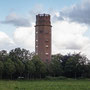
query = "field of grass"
xmin=0 ymin=79 xmax=90 ymax=90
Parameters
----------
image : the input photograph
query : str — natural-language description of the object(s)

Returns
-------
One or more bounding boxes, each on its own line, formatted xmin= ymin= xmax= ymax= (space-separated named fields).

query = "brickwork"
xmin=35 ymin=14 xmax=51 ymax=62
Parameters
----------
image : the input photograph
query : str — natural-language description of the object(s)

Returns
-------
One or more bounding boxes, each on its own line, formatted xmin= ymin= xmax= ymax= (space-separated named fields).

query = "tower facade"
xmin=35 ymin=14 xmax=51 ymax=62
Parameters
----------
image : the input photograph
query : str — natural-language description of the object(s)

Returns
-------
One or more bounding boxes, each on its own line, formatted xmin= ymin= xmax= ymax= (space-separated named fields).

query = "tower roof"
xmin=36 ymin=14 xmax=50 ymax=17
xmin=36 ymin=14 xmax=51 ymax=26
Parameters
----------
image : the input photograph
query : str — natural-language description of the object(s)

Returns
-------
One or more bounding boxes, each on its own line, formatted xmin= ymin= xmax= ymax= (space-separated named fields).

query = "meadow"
xmin=0 ymin=80 xmax=90 ymax=90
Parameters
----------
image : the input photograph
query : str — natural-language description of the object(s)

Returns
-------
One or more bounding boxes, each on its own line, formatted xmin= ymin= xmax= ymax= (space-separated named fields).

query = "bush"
xmin=58 ymin=76 xmax=67 ymax=80
xmin=45 ymin=76 xmax=67 ymax=80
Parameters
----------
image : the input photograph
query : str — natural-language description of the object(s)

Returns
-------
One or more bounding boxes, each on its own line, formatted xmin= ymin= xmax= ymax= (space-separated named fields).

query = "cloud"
xmin=52 ymin=21 xmax=90 ymax=55
xmin=56 ymin=0 xmax=90 ymax=25
xmin=82 ymin=44 xmax=90 ymax=59
xmin=13 ymin=23 xmax=35 ymax=51
xmin=1 ymin=13 xmax=31 ymax=27
xmin=0 ymin=31 xmax=15 ymax=50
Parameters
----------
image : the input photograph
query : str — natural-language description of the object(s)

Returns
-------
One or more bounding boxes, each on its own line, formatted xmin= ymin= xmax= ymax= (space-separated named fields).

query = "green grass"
xmin=0 ymin=79 xmax=90 ymax=90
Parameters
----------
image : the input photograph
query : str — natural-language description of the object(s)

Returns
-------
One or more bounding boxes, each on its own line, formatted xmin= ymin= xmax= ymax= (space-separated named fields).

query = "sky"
xmin=0 ymin=0 xmax=90 ymax=59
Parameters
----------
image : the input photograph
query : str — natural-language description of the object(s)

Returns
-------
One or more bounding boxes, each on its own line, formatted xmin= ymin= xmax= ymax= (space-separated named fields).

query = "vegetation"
xmin=0 ymin=48 xmax=90 ymax=80
xmin=0 ymin=80 xmax=90 ymax=90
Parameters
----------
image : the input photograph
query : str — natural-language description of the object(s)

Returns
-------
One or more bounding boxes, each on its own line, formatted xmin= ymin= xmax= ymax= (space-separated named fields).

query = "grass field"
xmin=0 ymin=80 xmax=90 ymax=90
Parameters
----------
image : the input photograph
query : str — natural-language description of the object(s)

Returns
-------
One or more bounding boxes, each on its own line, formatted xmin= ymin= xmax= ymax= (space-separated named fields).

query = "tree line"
xmin=0 ymin=47 xmax=90 ymax=80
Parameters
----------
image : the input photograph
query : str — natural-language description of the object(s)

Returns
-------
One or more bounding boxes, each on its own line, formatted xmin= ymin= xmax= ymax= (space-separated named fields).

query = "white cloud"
xmin=52 ymin=21 xmax=90 ymax=56
xmin=57 ymin=0 xmax=90 ymax=25
xmin=0 ymin=31 xmax=15 ymax=50
xmin=82 ymin=44 xmax=90 ymax=59
xmin=13 ymin=23 xmax=35 ymax=51
xmin=1 ymin=13 xmax=31 ymax=27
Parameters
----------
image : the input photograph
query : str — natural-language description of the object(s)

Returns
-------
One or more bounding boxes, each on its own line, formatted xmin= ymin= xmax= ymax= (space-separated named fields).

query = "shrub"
xmin=45 ymin=76 xmax=67 ymax=80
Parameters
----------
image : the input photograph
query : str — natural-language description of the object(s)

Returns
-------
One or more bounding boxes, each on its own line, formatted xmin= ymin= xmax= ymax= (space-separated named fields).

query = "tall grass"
xmin=0 ymin=80 xmax=90 ymax=90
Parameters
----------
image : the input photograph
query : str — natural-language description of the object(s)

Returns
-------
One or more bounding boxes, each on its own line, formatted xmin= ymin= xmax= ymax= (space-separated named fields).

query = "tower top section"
xmin=36 ymin=14 xmax=50 ymax=17
xmin=36 ymin=14 xmax=51 ymax=26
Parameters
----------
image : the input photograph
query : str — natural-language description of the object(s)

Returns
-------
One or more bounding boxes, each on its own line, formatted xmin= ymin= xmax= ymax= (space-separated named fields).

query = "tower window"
xmin=36 ymin=46 xmax=38 ymax=47
xmin=45 ymin=39 xmax=48 ymax=42
xmin=40 ymin=30 xmax=43 ymax=33
xmin=46 ymin=59 xmax=49 ymax=62
xmin=46 ymin=45 xmax=48 ymax=48
xmin=45 ymin=31 xmax=49 ymax=34
xmin=45 ymin=53 xmax=49 ymax=55
xmin=36 ymin=53 xmax=38 ymax=55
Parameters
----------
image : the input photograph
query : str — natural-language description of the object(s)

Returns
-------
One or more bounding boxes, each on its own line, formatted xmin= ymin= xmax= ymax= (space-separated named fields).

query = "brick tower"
xmin=35 ymin=14 xmax=52 ymax=62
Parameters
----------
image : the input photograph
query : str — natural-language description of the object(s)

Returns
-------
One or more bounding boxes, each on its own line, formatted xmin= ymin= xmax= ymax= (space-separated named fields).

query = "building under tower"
xmin=35 ymin=14 xmax=52 ymax=62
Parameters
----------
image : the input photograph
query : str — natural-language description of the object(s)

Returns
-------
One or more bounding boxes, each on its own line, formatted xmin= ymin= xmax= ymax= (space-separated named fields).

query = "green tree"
xmin=50 ymin=58 xmax=63 ymax=77
xmin=9 ymin=48 xmax=33 ymax=61
xmin=25 ymin=60 xmax=36 ymax=79
xmin=0 ymin=61 xmax=4 ymax=79
xmin=32 ymin=56 xmax=46 ymax=78
xmin=4 ymin=59 xmax=15 ymax=79
xmin=0 ymin=50 xmax=8 ymax=61
xmin=84 ymin=63 xmax=90 ymax=78
xmin=64 ymin=53 xmax=88 ymax=78
xmin=15 ymin=60 xmax=25 ymax=77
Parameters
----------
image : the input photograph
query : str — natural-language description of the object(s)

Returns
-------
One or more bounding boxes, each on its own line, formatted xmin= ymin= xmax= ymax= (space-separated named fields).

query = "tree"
xmin=50 ymin=57 xmax=63 ymax=77
xmin=4 ymin=59 xmax=15 ymax=79
xmin=25 ymin=60 xmax=36 ymax=79
xmin=61 ymin=54 xmax=71 ymax=69
xmin=0 ymin=61 xmax=4 ymax=79
xmin=32 ymin=56 xmax=46 ymax=78
xmin=64 ymin=57 xmax=78 ymax=78
xmin=64 ymin=53 xmax=88 ymax=78
xmin=52 ymin=54 xmax=63 ymax=62
xmin=9 ymin=48 xmax=33 ymax=62
xmin=84 ymin=63 xmax=90 ymax=78
xmin=15 ymin=60 xmax=25 ymax=77
xmin=0 ymin=50 xmax=8 ymax=61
